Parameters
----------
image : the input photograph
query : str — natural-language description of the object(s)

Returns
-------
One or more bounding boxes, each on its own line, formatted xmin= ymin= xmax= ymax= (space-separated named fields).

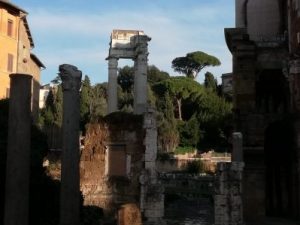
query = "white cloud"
xmin=26 ymin=3 xmax=234 ymax=84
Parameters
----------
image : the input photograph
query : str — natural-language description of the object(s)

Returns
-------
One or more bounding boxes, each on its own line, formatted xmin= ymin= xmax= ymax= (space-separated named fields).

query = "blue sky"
xmin=13 ymin=0 xmax=234 ymax=85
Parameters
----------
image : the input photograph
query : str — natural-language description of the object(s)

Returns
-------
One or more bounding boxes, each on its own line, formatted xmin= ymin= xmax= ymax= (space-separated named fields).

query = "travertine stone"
xmin=107 ymin=30 xmax=151 ymax=115
xmin=59 ymin=64 xmax=82 ymax=225
xmin=133 ymin=35 xmax=150 ymax=114
xmin=118 ymin=203 xmax=142 ymax=225
xmin=107 ymin=58 xmax=118 ymax=113
xmin=214 ymin=161 xmax=244 ymax=225
xmin=4 ymin=74 xmax=32 ymax=225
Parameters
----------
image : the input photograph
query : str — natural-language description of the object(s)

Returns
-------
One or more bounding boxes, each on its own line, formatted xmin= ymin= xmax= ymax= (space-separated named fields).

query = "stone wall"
xmin=214 ymin=162 xmax=244 ymax=225
xmin=80 ymin=113 xmax=144 ymax=215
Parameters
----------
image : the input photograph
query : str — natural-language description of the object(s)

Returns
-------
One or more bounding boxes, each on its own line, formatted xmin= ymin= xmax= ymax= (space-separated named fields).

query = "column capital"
xmin=59 ymin=64 xmax=82 ymax=91
xmin=108 ymin=57 xmax=118 ymax=68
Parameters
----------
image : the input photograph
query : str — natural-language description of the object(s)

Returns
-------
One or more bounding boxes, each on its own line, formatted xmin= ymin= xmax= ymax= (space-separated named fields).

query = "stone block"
xmin=117 ymin=203 xmax=142 ymax=225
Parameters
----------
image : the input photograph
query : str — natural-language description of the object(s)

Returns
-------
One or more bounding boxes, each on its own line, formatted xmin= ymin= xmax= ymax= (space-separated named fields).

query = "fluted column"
xmin=134 ymin=35 xmax=151 ymax=114
xmin=107 ymin=57 xmax=118 ymax=113
xmin=59 ymin=64 xmax=82 ymax=225
xmin=4 ymin=74 xmax=32 ymax=225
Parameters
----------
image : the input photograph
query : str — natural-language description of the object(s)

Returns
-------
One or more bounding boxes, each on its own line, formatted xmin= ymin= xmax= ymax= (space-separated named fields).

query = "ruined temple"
xmin=225 ymin=0 xmax=300 ymax=222
xmin=80 ymin=30 xmax=165 ymax=225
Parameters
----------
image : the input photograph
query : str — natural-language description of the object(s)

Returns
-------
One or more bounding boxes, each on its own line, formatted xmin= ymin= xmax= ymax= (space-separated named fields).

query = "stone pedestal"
xmin=59 ymin=64 xmax=82 ymax=225
xmin=107 ymin=57 xmax=118 ymax=114
xmin=214 ymin=162 xmax=244 ymax=225
xmin=4 ymin=74 xmax=32 ymax=225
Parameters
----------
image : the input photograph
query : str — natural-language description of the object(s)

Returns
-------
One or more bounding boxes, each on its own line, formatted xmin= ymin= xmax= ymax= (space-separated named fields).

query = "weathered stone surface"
xmin=59 ymin=64 xmax=82 ymax=225
xmin=214 ymin=162 xmax=244 ymax=225
xmin=4 ymin=74 xmax=32 ymax=225
xmin=118 ymin=203 xmax=142 ymax=225
xmin=106 ymin=30 xmax=151 ymax=115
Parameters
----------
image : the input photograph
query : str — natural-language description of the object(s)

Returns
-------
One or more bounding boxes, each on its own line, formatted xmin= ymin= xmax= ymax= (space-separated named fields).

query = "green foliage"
xmin=204 ymin=71 xmax=217 ymax=92
xmin=153 ymin=77 xmax=205 ymax=120
xmin=172 ymin=51 xmax=221 ymax=79
xmin=118 ymin=66 xmax=134 ymax=93
xmin=89 ymin=83 xmax=107 ymax=120
xmin=175 ymin=146 xmax=195 ymax=155
xmin=177 ymin=115 xmax=200 ymax=147
xmin=147 ymin=65 xmax=170 ymax=84
xmin=153 ymin=75 xmax=232 ymax=151
xmin=53 ymin=85 xmax=63 ymax=126
xmin=80 ymin=75 xmax=92 ymax=130
xmin=156 ymin=92 xmax=179 ymax=152
xmin=185 ymin=160 xmax=204 ymax=174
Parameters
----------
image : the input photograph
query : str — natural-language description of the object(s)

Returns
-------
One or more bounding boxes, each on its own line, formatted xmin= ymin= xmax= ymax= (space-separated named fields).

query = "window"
xmin=106 ymin=144 xmax=127 ymax=176
xmin=7 ymin=19 xmax=13 ymax=37
xmin=7 ymin=54 xmax=14 ymax=72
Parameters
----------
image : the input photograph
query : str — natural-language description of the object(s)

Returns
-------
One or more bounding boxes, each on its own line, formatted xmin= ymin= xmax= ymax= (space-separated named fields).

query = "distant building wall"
xmin=0 ymin=1 xmax=44 ymax=121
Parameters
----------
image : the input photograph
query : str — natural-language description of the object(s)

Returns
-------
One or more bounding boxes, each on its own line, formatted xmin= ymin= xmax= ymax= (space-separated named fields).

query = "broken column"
xmin=107 ymin=57 xmax=118 ymax=114
xmin=59 ymin=64 xmax=82 ymax=225
xmin=133 ymin=35 xmax=151 ymax=115
xmin=4 ymin=74 xmax=32 ymax=225
xmin=214 ymin=132 xmax=244 ymax=225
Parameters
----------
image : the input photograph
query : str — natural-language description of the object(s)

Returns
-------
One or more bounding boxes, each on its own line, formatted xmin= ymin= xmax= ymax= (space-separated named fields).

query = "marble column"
xmin=59 ymin=64 xmax=82 ymax=225
xmin=4 ymin=74 xmax=32 ymax=225
xmin=107 ymin=57 xmax=118 ymax=114
xmin=134 ymin=35 xmax=150 ymax=114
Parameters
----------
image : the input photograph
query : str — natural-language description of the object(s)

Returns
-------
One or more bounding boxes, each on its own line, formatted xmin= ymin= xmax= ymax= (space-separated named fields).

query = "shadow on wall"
xmin=0 ymin=99 xmax=104 ymax=225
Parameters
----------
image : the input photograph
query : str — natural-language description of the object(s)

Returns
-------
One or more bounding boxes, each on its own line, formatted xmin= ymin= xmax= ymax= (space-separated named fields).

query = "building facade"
xmin=225 ymin=0 xmax=300 ymax=222
xmin=0 ymin=0 xmax=44 ymax=119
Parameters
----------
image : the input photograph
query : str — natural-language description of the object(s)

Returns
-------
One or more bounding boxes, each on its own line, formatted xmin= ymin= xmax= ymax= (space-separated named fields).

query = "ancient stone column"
xmin=107 ymin=57 xmax=118 ymax=114
xmin=235 ymin=0 xmax=247 ymax=28
xmin=4 ymin=74 xmax=32 ymax=225
xmin=59 ymin=64 xmax=82 ymax=225
xmin=134 ymin=35 xmax=151 ymax=114
xmin=232 ymin=132 xmax=243 ymax=162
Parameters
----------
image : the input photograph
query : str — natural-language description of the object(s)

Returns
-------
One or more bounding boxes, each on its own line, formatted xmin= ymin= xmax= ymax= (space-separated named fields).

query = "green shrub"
xmin=175 ymin=146 xmax=195 ymax=155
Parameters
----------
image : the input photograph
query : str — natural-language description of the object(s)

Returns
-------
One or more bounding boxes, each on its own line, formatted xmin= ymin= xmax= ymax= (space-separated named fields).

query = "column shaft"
xmin=134 ymin=53 xmax=148 ymax=114
xmin=107 ymin=58 xmax=118 ymax=113
xmin=59 ymin=64 xmax=82 ymax=225
xmin=4 ymin=74 xmax=32 ymax=225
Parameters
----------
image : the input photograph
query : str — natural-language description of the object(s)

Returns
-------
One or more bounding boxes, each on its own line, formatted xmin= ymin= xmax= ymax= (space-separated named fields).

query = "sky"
xmin=13 ymin=0 xmax=235 ymax=85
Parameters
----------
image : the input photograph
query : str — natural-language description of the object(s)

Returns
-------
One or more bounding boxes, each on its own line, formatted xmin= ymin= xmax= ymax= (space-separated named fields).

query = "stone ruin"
xmin=107 ymin=30 xmax=151 ymax=114
xmin=2 ymin=29 xmax=246 ymax=225
xmin=80 ymin=30 xmax=165 ymax=224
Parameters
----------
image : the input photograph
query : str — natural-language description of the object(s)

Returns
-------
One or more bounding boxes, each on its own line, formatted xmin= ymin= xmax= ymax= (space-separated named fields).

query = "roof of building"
xmin=0 ymin=0 xmax=35 ymax=47
xmin=0 ymin=0 xmax=27 ymax=14
xmin=30 ymin=53 xmax=46 ymax=69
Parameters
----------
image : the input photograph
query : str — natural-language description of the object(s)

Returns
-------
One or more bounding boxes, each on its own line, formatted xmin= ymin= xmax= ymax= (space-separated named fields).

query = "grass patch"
xmin=175 ymin=146 xmax=195 ymax=155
